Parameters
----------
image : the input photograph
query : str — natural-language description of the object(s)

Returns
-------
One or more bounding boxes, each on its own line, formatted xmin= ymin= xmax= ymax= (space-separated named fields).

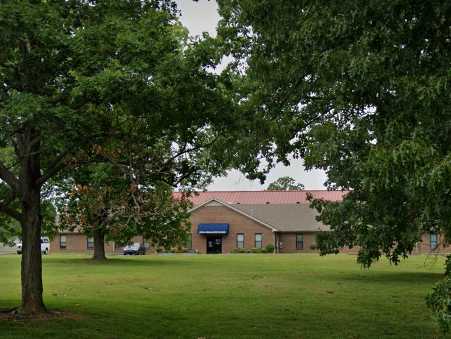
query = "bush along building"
xmin=50 ymin=190 xmax=446 ymax=254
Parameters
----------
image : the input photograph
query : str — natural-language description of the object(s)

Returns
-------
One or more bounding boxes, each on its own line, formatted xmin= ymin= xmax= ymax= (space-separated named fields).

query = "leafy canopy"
xmin=0 ymin=0 xmax=237 ymax=229
xmin=218 ymin=0 xmax=451 ymax=266
xmin=267 ymin=176 xmax=304 ymax=191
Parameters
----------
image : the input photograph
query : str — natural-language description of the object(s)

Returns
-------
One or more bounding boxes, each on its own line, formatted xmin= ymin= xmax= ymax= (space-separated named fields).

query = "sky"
xmin=175 ymin=0 xmax=328 ymax=190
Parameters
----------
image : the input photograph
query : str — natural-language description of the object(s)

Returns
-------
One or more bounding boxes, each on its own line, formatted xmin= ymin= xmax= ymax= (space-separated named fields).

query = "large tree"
xmin=218 ymin=0 xmax=451 ymax=329
xmin=0 ymin=0 xmax=235 ymax=315
xmin=58 ymin=159 xmax=193 ymax=261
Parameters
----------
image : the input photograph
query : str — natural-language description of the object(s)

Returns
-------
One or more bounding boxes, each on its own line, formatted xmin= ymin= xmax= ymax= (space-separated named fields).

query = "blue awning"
xmin=198 ymin=223 xmax=229 ymax=235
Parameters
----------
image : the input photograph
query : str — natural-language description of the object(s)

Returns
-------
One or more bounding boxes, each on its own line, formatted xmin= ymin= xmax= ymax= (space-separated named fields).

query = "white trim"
xmin=189 ymin=199 xmax=278 ymax=232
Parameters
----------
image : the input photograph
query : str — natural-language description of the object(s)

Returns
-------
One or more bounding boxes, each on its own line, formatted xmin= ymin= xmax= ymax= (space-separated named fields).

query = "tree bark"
xmin=93 ymin=227 xmax=106 ymax=261
xmin=18 ymin=127 xmax=46 ymax=315
xmin=20 ymin=187 xmax=46 ymax=314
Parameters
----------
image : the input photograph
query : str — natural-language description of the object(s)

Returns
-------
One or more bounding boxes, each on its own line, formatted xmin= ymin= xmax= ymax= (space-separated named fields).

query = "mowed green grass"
xmin=0 ymin=253 xmax=448 ymax=339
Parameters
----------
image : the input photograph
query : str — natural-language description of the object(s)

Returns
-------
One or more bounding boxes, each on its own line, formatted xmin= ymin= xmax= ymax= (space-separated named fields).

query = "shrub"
xmin=264 ymin=244 xmax=275 ymax=253
xmin=230 ymin=247 xmax=274 ymax=254
xmin=230 ymin=248 xmax=251 ymax=254
xmin=250 ymin=248 xmax=265 ymax=253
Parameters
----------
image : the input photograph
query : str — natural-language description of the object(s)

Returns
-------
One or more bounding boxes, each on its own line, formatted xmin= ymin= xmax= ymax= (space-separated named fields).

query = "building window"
xmin=236 ymin=233 xmax=245 ymax=249
xmin=60 ymin=235 xmax=67 ymax=249
xmin=185 ymin=233 xmax=192 ymax=249
xmin=87 ymin=237 xmax=94 ymax=250
xmin=296 ymin=233 xmax=304 ymax=250
xmin=255 ymin=233 xmax=263 ymax=249
xmin=430 ymin=233 xmax=438 ymax=250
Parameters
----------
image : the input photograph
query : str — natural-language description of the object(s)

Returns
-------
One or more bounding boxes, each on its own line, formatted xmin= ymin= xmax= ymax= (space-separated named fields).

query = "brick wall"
xmin=276 ymin=231 xmax=451 ymax=255
xmin=413 ymin=232 xmax=451 ymax=254
xmin=50 ymin=233 xmax=115 ymax=253
xmin=278 ymin=232 xmax=317 ymax=253
xmin=189 ymin=205 xmax=275 ymax=253
xmin=277 ymin=232 xmax=361 ymax=254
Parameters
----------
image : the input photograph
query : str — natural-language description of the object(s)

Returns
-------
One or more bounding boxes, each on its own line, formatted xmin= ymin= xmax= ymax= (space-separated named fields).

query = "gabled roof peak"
xmin=189 ymin=198 xmax=278 ymax=231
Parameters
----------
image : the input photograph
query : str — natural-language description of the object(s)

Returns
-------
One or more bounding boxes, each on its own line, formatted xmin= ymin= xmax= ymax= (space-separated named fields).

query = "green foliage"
xmin=264 ymin=243 xmax=275 ymax=253
xmin=267 ymin=176 xmax=304 ymax=191
xmin=427 ymin=277 xmax=451 ymax=333
xmin=57 ymin=162 xmax=192 ymax=250
xmin=0 ymin=0 xmax=238 ymax=226
xmin=230 ymin=246 xmax=274 ymax=254
xmin=445 ymin=255 xmax=451 ymax=277
xmin=0 ymin=191 xmax=56 ymax=244
xmin=0 ymin=215 xmax=19 ymax=245
xmin=250 ymin=248 xmax=265 ymax=254
xmin=231 ymin=248 xmax=250 ymax=253
xmin=218 ymin=0 xmax=451 ymax=266
xmin=426 ymin=255 xmax=451 ymax=333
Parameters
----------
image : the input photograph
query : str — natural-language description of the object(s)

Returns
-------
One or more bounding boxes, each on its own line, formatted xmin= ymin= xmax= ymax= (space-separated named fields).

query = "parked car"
xmin=16 ymin=237 xmax=50 ymax=255
xmin=123 ymin=243 xmax=146 ymax=255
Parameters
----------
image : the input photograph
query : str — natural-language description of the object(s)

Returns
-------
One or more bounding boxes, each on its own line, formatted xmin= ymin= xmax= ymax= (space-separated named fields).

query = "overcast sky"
xmin=175 ymin=0 xmax=328 ymax=190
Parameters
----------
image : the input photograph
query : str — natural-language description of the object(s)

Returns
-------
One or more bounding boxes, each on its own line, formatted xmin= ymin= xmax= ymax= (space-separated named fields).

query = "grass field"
xmin=0 ymin=253 xmax=448 ymax=339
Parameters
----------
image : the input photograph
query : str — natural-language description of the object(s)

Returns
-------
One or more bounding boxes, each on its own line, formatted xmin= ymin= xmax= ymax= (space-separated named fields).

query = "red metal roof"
xmin=174 ymin=190 xmax=346 ymax=205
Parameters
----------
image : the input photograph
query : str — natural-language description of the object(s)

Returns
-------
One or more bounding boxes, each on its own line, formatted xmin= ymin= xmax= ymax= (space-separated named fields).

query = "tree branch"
xmin=36 ymin=151 xmax=70 ymax=186
xmin=0 ymin=186 xmax=16 ymax=206
xmin=0 ymin=160 xmax=20 ymax=193
xmin=163 ymin=137 xmax=218 ymax=167
xmin=0 ymin=189 xmax=22 ymax=222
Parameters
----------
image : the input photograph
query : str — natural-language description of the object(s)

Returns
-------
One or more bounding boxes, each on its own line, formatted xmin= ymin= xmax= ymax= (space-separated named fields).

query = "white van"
xmin=16 ymin=237 xmax=50 ymax=255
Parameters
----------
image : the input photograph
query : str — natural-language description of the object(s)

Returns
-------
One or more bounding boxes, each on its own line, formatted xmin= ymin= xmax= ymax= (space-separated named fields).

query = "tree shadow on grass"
xmin=322 ymin=270 xmax=443 ymax=285
xmin=0 ymin=308 xmax=81 ymax=321
xmin=4 ymin=301 xmax=441 ymax=339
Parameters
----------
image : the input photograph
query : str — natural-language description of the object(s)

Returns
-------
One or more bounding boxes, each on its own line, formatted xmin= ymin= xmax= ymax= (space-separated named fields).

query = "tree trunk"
xmin=19 ymin=127 xmax=46 ymax=315
xmin=93 ymin=227 xmax=106 ymax=261
xmin=20 ymin=187 xmax=46 ymax=314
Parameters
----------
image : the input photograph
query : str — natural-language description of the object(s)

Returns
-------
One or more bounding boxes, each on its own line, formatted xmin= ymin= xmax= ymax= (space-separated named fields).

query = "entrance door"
xmin=206 ymin=236 xmax=222 ymax=254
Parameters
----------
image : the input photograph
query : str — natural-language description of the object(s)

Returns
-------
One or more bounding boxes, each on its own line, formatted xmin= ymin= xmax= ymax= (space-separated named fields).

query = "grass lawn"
xmin=0 ymin=253 xmax=448 ymax=339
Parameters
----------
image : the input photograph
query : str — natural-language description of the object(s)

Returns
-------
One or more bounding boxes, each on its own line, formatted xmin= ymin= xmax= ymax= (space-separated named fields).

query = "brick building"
xmin=186 ymin=191 xmax=344 ymax=254
xmin=50 ymin=190 xmax=447 ymax=254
